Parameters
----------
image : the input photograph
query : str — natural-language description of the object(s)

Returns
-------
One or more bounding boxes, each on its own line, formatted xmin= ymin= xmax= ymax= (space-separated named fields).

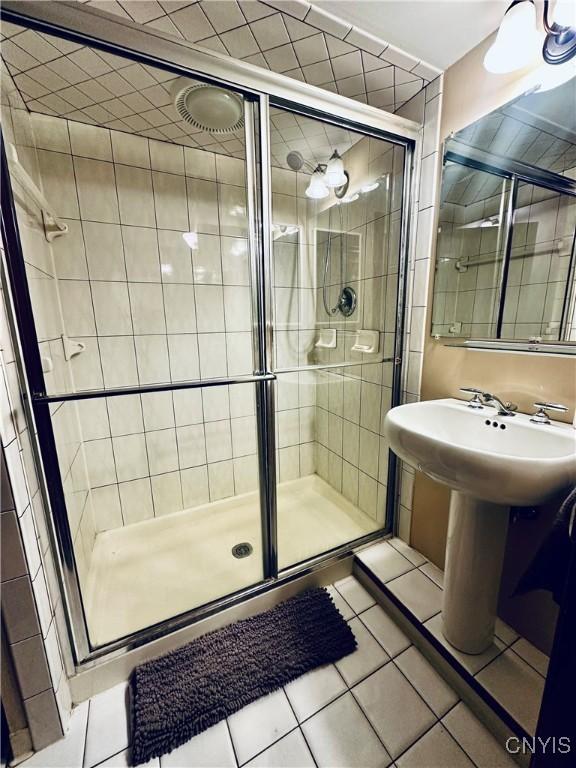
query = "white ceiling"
xmin=310 ymin=0 xmax=509 ymax=70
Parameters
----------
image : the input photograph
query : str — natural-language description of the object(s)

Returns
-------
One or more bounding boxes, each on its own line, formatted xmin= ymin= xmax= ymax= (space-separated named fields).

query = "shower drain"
xmin=232 ymin=542 xmax=253 ymax=559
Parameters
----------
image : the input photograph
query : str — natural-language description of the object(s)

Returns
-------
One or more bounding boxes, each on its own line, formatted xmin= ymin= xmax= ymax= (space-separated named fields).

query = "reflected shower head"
xmin=286 ymin=150 xmax=305 ymax=171
xmin=172 ymin=78 xmax=244 ymax=133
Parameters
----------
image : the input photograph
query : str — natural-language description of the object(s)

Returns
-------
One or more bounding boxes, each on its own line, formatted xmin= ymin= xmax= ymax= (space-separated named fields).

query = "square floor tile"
xmin=352 ymin=663 xmax=436 ymax=758
xmin=284 ymin=664 xmax=347 ymax=722
xmin=326 ymin=584 xmax=354 ymax=620
xmin=359 ymin=605 xmax=411 ymax=658
xmin=302 ymin=692 xmax=392 ymax=768
xmin=335 ymin=617 xmax=389 ymax=686
xmin=228 ymin=689 xmax=297 ymax=765
xmin=442 ymin=703 xmax=517 ymax=768
xmin=419 ymin=562 xmax=444 ymax=588
xmin=333 ymin=575 xmax=376 ymax=613
xmin=96 ymin=748 xmax=159 ymax=766
xmin=511 ymin=638 xmax=549 ymax=677
xmin=387 ymin=570 xmax=442 ymax=622
xmin=494 ymin=618 xmax=519 ymax=647
xmin=395 ymin=647 xmax=459 ymax=717
xmin=21 ymin=701 xmax=88 ymax=767
xmin=425 ymin=614 xmax=504 ymax=675
xmin=396 ymin=723 xmax=474 ymax=767
xmin=475 ymin=650 xmax=545 ymax=735
xmin=388 ymin=538 xmax=427 ymax=566
xmin=246 ymin=729 xmax=315 ymax=767
xmin=161 ymin=720 xmax=235 ymax=767
xmin=357 ymin=541 xmax=414 ymax=584
xmin=84 ymin=683 xmax=129 ymax=768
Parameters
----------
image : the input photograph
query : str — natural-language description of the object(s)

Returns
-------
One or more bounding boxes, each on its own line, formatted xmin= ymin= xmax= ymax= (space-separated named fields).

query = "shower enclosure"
xmin=0 ymin=2 xmax=416 ymax=662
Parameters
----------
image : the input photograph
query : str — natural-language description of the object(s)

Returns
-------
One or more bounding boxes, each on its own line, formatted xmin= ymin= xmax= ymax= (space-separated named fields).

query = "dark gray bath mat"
xmin=130 ymin=587 xmax=356 ymax=765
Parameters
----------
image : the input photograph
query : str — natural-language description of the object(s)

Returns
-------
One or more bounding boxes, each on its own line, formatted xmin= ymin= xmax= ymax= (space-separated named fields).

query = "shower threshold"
xmin=85 ymin=474 xmax=380 ymax=646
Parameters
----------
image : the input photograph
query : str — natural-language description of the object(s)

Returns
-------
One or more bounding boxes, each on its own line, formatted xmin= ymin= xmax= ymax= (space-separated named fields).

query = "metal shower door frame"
xmin=0 ymin=0 xmax=418 ymax=668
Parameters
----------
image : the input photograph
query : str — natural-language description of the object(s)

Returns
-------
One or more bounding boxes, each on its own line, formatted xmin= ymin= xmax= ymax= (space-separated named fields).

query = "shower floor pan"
xmin=84 ymin=474 xmax=379 ymax=646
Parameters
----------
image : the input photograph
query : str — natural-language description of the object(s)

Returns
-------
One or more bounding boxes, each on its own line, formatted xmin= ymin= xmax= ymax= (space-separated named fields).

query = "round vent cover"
xmin=172 ymin=79 xmax=244 ymax=134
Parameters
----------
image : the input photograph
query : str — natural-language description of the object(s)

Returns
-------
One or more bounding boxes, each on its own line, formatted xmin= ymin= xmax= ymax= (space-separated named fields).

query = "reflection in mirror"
xmin=431 ymin=76 xmax=576 ymax=345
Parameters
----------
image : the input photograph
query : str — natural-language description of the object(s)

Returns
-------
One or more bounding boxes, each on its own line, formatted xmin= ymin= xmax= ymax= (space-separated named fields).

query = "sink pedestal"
xmin=442 ymin=491 xmax=510 ymax=655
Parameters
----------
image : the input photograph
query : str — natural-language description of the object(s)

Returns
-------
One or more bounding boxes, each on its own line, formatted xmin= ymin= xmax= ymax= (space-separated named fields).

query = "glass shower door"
xmin=267 ymin=106 xmax=406 ymax=569
xmin=1 ymin=23 xmax=270 ymax=649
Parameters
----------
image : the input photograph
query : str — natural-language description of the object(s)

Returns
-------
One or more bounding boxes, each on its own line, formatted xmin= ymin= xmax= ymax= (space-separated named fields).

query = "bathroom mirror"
xmin=431 ymin=76 xmax=576 ymax=346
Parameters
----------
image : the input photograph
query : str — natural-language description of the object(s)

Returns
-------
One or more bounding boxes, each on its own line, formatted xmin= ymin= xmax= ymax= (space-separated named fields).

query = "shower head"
xmin=286 ymin=150 xmax=305 ymax=171
xmin=172 ymin=78 xmax=244 ymax=134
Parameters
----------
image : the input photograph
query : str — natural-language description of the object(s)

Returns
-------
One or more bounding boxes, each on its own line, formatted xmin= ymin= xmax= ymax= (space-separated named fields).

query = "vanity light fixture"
xmin=324 ymin=150 xmax=348 ymax=188
xmin=360 ymin=181 xmax=380 ymax=193
xmin=340 ymin=193 xmax=360 ymax=204
xmin=305 ymin=168 xmax=330 ymax=199
xmin=485 ymin=0 xmax=576 ymax=73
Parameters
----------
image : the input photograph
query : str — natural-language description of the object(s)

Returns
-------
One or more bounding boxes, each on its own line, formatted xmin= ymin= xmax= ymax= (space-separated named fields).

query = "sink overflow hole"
xmin=232 ymin=542 xmax=253 ymax=558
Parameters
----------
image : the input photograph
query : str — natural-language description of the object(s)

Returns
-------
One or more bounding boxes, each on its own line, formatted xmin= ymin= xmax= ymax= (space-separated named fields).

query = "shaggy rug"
xmin=130 ymin=587 xmax=356 ymax=765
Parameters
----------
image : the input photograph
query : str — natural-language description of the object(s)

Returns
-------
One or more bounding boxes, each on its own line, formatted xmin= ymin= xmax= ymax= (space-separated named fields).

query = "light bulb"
xmin=324 ymin=151 xmax=347 ymax=188
xmin=484 ymin=0 xmax=542 ymax=74
xmin=305 ymin=170 xmax=329 ymax=199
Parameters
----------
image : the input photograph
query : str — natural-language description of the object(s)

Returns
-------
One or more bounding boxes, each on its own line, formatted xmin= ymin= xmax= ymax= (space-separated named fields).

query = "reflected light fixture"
xmin=182 ymin=231 xmax=198 ymax=249
xmin=324 ymin=150 xmax=348 ymax=188
xmin=305 ymin=168 xmax=330 ymax=199
xmin=360 ymin=181 xmax=380 ymax=193
xmin=485 ymin=0 xmax=576 ymax=74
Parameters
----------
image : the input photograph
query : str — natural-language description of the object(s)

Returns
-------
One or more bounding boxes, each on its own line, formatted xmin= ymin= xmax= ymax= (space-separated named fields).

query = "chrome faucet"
xmin=481 ymin=392 xmax=518 ymax=416
xmin=460 ymin=387 xmax=517 ymax=416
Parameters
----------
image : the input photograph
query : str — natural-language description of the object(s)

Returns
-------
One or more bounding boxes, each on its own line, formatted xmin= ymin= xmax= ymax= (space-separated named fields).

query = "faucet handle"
xmin=530 ymin=402 xmax=568 ymax=425
xmin=459 ymin=387 xmax=485 ymax=409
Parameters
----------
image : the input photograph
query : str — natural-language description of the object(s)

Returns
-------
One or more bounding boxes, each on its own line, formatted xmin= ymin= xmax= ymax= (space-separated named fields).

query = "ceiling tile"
xmin=13 ymin=73 xmax=48 ymax=99
xmin=40 ymin=92 xmax=75 ymax=114
xmin=301 ymin=59 xmax=333 ymax=86
xmin=25 ymin=65 xmax=69 ymax=93
xmin=394 ymin=67 xmax=420 ymax=86
xmin=144 ymin=14 xmax=184 ymax=38
xmin=199 ymin=0 xmax=246 ymax=33
xmin=264 ymin=43 xmax=299 ymax=73
xmin=158 ymin=1 xmax=192 ymax=12
xmin=395 ymin=80 xmax=423 ymax=103
xmin=238 ymin=0 xmax=276 ymax=22
xmin=367 ymin=86 xmax=395 ymax=109
xmin=219 ymin=25 xmax=260 ymax=59
xmin=1 ymin=40 xmax=40 ymax=71
xmin=140 ymin=83 xmax=173 ymax=107
xmin=331 ymin=50 xmax=362 ymax=80
xmin=75 ymin=79 xmax=114 ymax=103
xmin=283 ymin=66 xmax=306 ymax=82
xmin=198 ymin=36 xmax=230 ymax=55
xmin=101 ymin=97 xmax=133 ymax=118
xmin=15 ymin=30 xmax=63 ymax=63
xmin=250 ymin=14 xmax=290 ymax=51
xmin=97 ymin=71 xmax=135 ymax=97
xmin=120 ymin=63 xmax=158 ymax=90
xmin=68 ymin=48 xmax=112 ymax=77
xmin=59 ymin=86 xmax=93 ymax=109
xmin=281 ymin=13 xmax=316 ymax=42
xmin=293 ymin=32 xmax=329 ymax=66
xmin=39 ymin=32 xmax=83 ymax=55
xmin=365 ymin=67 xmax=394 ymax=93
xmin=170 ymin=3 xmax=216 ymax=42
xmin=361 ymin=50 xmax=386 ymax=73
xmin=119 ymin=1 xmax=165 ymax=23
xmin=46 ymin=57 xmax=90 ymax=86
xmin=241 ymin=52 xmax=269 ymax=68
xmin=335 ymin=74 xmax=365 ymax=98
xmin=324 ymin=34 xmax=356 ymax=58
xmin=87 ymin=0 xmax=131 ymax=19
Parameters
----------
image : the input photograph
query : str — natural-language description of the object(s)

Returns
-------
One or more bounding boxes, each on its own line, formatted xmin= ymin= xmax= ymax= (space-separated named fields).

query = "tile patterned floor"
xmin=22 ymin=570 xmax=517 ymax=768
xmin=357 ymin=538 xmax=550 ymax=736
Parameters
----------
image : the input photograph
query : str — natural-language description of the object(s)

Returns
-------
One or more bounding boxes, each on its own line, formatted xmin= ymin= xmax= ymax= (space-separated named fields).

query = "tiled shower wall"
xmin=1 ymin=81 xmax=73 ymax=748
xmin=304 ymin=136 xmax=406 ymax=522
xmin=24 ymin=113 xmax=329 ymax=543
xmin=432 ymin=177 xmax=576 ymax=339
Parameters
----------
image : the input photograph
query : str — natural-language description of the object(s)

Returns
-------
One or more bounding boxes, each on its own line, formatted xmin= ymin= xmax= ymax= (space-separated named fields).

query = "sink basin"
xmin=384 ymin=398 xmax=576 ymax=507
xmin=384 ymin=398 xmax=576 ymax=654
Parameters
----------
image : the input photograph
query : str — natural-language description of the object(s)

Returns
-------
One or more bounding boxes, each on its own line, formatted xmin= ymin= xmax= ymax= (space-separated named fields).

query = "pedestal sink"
xmin=384 ymin=398 xmax=576 ymax=654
